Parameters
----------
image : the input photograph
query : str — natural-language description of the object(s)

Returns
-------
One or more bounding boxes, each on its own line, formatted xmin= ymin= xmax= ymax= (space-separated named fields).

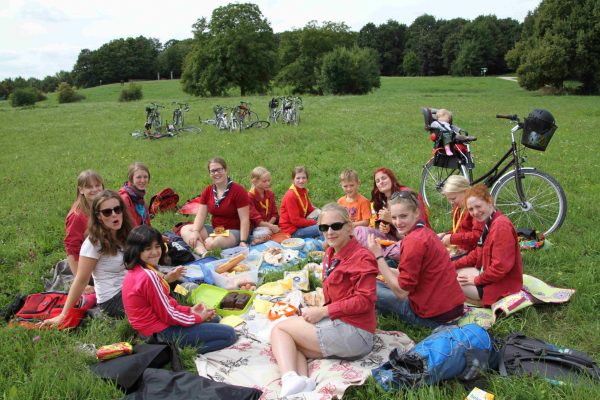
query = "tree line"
xmin=1 ymin=0 xmax=598 ymax=98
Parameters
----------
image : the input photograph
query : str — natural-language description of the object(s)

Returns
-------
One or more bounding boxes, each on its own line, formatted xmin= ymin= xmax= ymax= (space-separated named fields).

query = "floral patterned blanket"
xmin=195 ymin=326 xmax=414 ymax=399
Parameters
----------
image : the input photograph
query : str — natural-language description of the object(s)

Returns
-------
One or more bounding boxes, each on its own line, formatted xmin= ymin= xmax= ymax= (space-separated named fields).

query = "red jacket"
xmin=118 ymin=187 xmax=150 ymax=227
xmin=64 ymin=208 xmax=88 ymax=260
xmin=198 ymin=182 xmax=249 ymax=230
xmin=448 ymin=206 xmax=484 ymax=252
xmin=398 ymin=224 xmax=465 ymax=319
xmin=248 ymin=188 xmax=278 ymax=228
xmin=123 ymin=265 xmax=202 ymax=336
xmin=279 ymin=185 xmax=316 ymax=235
xmin=452 ymin=211 xmax=523 ymax=306
xmin=322 ymin=238 xmax=379 ymax=333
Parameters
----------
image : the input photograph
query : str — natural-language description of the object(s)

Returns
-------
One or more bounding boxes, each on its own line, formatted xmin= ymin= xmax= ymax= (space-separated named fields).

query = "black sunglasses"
xmin=98 ymin=206 xmax=123 ymax=217
xmin=318 ymin=222 xmax=347 ymax=232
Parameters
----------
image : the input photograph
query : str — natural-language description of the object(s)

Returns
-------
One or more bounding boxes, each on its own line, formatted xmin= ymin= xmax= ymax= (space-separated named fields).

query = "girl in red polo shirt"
xmin=181 ymin=157 xmax=250 ymax=255
xmin=279 ymin=166 xmax=321 ymax=238
xmin=271 ymin=203 xmax=378 ymax=397
xmin=368 ymin=190 xmax=464 ymax=329
xmin=248 ymin=166 xmax=279 ymax=242
xmin=452 ymin=184 xmax=523 ymax=306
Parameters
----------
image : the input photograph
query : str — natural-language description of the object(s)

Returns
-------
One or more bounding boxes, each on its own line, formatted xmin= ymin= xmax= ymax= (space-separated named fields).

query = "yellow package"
xmin=255 ymin=281 xmax=288 ymax=296
xmin=253 ymin=298 xmax=274 ymax=314
xmin=284 ymin=270 xmax=309 ymax=291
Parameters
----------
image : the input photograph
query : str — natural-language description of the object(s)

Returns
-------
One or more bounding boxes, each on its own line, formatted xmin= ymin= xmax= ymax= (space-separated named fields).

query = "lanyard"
xmin=452 ymin=207 xmax=465 ymax=234
xmin=251 ymin=188 xmax=270 ymax=215
xmin=146 ymin=263 xmax=169 ymax=292
xmin=289 ymin=184 xmax=308 ymax=215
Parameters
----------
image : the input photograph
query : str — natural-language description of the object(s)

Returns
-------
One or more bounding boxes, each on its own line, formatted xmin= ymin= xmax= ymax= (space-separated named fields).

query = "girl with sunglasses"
xmin=44 ymin=190 xmax=134 ymax=327
xmin=279 ymin=166 xmax=321 ymax=239
xmin=118 ymin=162 xmax=151 ymax=227
xmin=271 ymin=203 xmax=378 ymax=397
xmin=64 ymin=170 xmax=104 ymax=280
xmin=181 ymin=157 xmax=250 ymax=255
xmin=355 ymin=167 xmax=430 ymax=261
xmin=367 ymin=191 xmax=464 ymax=328
xmin=122 ymin=225 xmax=237 ymax=353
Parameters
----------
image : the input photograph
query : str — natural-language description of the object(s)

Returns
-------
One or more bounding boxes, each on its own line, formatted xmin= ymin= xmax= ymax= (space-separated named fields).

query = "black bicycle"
xmin=171 ymin=102 xmax=189 ymax=129
xmin=420 ymin=107 xmax=566 ymax=236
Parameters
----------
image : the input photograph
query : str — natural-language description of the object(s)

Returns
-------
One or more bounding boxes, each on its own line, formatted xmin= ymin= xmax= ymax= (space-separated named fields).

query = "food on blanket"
xmin=376 ymin=238 xmax=396 ymax=246
xmin=303 ymin=288 xmax=325 ymax=307
xmin=234 ymin=293 xmax=250 ymax=309
xmin=214 ymin=226 xmax=226 ymax=235
xmin=281 ymin=238 xmax=305 ymax=251
xmin=96 ymin=342 xmax=133 ymax=360
xmin=267 ymin=301 xmax=299 ymax=320
xmin=308 ymin=251 xmax=324 ymax=262
xmin=255 ymin=281 xmax=287 ymax=296
xmin=284 ymin=270 xmax=309 ymax=291
xmin=303 ymin=262 xmax=323 ymax=273
xmin=216 ymin=253 xmax=247 ymax=274
xmin=239 ymin=282 xmax=256 ymax=291
xmin=264 ymin=247 xmax=284 ymax=265
xmin=233 ymin=264 xmax=250 ymax=273
xmin=219 ymin=292 xmax=251 ymax=310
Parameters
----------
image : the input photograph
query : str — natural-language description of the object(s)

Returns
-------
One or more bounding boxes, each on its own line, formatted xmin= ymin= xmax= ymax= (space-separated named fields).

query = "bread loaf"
xmin=216 ymin=253 xmax=247 ymax=274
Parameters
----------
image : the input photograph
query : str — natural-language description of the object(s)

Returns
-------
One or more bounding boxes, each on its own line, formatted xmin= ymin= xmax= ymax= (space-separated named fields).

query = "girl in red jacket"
xmin=279 ymin=166 xmax=321 ymax=238
xmin=452 ymin=184 xmax=523 ymax=307
xmin=367 ymin=190 xmax=464 ymax=328
xmin=123 ymin=225 xmax=237 ymax=353
xmin=271 ymin=203 xmax=378 ymax=397
xmin=437 ymin=175 xmax=483 ymax=256
xmin=118 ymin=162 xmax=151 ymax=227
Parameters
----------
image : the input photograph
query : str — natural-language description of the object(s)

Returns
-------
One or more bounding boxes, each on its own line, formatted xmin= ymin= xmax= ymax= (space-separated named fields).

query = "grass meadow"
xmin=1 ymin=76 xmax=599 ymax=399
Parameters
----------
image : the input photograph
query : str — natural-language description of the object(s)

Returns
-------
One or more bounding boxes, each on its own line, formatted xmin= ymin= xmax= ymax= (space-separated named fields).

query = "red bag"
xmin=11 ymin=292 xmax=87 ymax=330
xmin=149 ymin=188 xmax=179 ymax=216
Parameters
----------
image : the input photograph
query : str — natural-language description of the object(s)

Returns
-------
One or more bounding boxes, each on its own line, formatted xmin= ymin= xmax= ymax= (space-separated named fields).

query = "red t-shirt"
xmin=398 ymin=224 xmax=465 ymax=319
xmin=248 ymin=188 xmax=278 ymax=228
xmin=199 ymin=182 xmax=249 ymax=230
xmin=64 ymin=207 xmax=88 ymax=261
xmin=322 ymin=238 xmax=379 ymax=333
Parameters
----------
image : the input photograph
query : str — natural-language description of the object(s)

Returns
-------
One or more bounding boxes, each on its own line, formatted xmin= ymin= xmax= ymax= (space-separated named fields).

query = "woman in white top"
xmin=44 ymin=190 xmax=134 ymax=326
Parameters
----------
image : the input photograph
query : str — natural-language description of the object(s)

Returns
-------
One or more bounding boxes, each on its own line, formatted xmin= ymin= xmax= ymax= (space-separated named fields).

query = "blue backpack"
xmin=372 ymin=324 xmax=496 ymax=390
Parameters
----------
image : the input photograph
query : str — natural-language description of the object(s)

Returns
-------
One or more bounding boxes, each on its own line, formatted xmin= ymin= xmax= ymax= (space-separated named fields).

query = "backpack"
xmin=372 ymin=324 xmax=497 ymax=391
xmin=10 ymin=291 xmax=87 ymax=330
xmin=149 ymin=188 xmax=179 ymax=217
xmin=498 ymin=332 xmax=600 ymax=383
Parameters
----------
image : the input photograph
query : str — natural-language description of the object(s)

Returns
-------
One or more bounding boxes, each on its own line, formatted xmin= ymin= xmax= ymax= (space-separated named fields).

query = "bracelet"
xmin=240 ymin=239 xmax=248 ymax=243
xmin=376 ymin=255 xmax=385 ymax=261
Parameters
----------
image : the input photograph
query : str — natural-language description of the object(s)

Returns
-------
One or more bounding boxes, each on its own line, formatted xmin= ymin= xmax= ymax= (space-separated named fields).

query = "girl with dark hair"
xmin=368 ymin=191 xmax=464 ymax=328
xmin=118 ymin=161 xmax=151 ymax=227
xmin=123 ymin=225 xmax=237 ymax=354
xmin=44 ymin=190 xmax=134 ymax=326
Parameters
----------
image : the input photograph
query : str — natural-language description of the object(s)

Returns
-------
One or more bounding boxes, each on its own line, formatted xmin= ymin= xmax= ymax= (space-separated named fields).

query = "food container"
xmin=281 ymin=238 xmax=305 ymax=251
xmin=221 ymin=246 xmax=250 ymax=259
xmin=202 ymin=257 xmax=259 ymax=290
xmin=190 ymin=284 xmax=255 ymax=316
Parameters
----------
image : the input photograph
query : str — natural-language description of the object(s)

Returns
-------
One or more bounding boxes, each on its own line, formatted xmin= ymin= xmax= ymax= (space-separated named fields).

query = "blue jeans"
xmin=292 ymin=224 xmax=322 ymax=239
xmin=157 ymin=321 xmax=237 ymax=354
xmin=376 ymin=281 xmax=442 ymax=329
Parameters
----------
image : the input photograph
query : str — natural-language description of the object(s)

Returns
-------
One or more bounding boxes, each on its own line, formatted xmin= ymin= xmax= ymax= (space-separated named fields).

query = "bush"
xmin=57 ymin=82 xmax=85 ymax=103
xmin=119 ymin=83 xmax=143 ymax=102
xmin=8 ymin=87 xmax=38 ymax=107
xmin=319 ymin=46 xmax=381 ymax=95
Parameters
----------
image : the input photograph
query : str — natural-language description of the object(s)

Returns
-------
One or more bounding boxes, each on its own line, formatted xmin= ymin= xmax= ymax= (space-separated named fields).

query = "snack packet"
xmin=284 ymin=270 xmax=309 ymax=291
xmin=96 ymin=342 xmax=133 ymax=360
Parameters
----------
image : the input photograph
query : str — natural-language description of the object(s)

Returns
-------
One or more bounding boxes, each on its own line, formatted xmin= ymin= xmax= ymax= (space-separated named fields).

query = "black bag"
xmin=499 ymin=332 xmax=600 ymax=383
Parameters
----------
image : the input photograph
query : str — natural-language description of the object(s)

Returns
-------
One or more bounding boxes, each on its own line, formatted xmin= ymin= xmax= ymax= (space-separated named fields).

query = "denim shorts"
xmin=316 ymin=318 xmax=373 ymax=360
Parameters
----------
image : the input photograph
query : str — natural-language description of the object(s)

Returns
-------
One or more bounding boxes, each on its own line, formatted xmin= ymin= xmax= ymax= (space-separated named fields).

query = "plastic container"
xmin=190 ymin=284 xmax=255 ymax=316
xmin=221 ymin=246 xmax=249 ymax=259
xmin=281 ymin=238 xmax=305 ymax=251
xmin=201 ymin=257 xmax=259 ymax=289
xmin=182 ymin=256 xmax=218 ymax=282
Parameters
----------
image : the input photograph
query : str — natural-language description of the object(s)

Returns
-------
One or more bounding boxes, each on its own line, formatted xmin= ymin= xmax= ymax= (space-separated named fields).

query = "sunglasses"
xmin=318 ymin=222 xmax=347 ymax=232
xmin=98 ymin=206 xmax=123 ymax=217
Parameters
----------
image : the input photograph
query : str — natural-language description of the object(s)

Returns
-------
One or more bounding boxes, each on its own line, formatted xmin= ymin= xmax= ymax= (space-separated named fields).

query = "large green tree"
xmin=506 ymin=0 xmax=600 ymax=93
xmin=403 ymin=15 xmax=444 ymax=76
xmin=181 ymin=3 xmax=277 ymax=96
xmin=157 ymin=39 xmax=193 ymax=79
xmin=357 ymin=20 xmax=407 ymax=76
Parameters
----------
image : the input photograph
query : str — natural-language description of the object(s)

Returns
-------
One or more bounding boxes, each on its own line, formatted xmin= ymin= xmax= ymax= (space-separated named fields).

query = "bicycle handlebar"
xmin=496 ymin=114 xmax=518 ymax=121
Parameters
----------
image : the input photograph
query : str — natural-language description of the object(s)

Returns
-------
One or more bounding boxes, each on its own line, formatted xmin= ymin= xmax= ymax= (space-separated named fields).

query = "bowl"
xmin=281 ymin=238 xmax=305 ymax=251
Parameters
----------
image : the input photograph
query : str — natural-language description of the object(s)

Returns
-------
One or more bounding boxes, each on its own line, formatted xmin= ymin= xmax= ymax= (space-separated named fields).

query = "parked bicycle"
xmin=171 ymin=102 xmax=189 ymax=129
xmin=268 ymin=96 xmax=283 ymax=124
xmin=145 ymin=103 xmax=164 ymax=133
xmin=282 ymin=96 xmax=303 ymax=125
xmin=231 ymin=101 xmax=270 ymax=131
xmin=420 ymin=107 xmax=566 ymax=236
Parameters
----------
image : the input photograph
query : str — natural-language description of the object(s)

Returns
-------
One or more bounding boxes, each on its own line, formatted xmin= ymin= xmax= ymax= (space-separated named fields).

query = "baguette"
xmin=216 ymin=253 xmax=247 ymax=274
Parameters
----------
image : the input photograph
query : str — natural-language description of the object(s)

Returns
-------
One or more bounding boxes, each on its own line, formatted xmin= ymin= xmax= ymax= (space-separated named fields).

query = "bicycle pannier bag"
xmin=11 ymin=291 xmax=86 ymax=329
xmin=149 ymin=188 xmax=179 ymax=217
xmin=499 ymin=332 xmax=600 ymax=383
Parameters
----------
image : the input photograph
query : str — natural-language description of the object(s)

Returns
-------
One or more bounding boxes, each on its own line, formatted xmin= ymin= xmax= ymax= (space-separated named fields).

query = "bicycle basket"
xmin=522 ymin=109 xmax=557 ymax=151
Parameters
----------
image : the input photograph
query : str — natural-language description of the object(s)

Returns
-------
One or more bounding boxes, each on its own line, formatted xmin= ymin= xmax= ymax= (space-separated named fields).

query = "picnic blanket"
xmin=195 ymin=326 xmax=414 ymax=399
xmin=458 ymin=274 xmax=575 ymax=328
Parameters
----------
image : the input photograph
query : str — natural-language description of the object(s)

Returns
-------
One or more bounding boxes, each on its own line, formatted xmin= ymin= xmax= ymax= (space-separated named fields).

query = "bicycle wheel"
xmin=491 ymin=169 xmax=566 ymax=236
xmin=248 ymin=121 xmax=270 ymax=129
xmin=152 ymin=113 xmax=162 ymax=131
xmin=179 ymin=125 xmax=202 ymax=134
xmin=420 ymin=158 xmax=470 ymax=228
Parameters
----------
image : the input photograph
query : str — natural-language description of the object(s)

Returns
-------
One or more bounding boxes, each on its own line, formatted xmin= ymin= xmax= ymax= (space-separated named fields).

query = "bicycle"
xmin=282 ymin=96 xmax=303 ymax=125
xmin=231 ymin=101 xmax=270 ymax=131
xmin=419 ymin=107 xmax=566 ymax=236
xmin=145 ymin=103 xmax=164 ymax=133
xmin=171 ymin=102 xmax=189 ymax=129
xmin=267 ymin=96 xmax=283 ymax=124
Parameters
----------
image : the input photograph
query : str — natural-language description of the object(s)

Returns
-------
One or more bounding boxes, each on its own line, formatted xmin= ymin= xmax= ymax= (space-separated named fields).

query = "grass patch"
xmin=0 ymin=76 xmax=599 ymax=399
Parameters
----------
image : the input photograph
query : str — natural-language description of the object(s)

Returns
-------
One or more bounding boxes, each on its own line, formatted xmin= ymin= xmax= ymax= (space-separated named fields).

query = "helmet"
xmin=522 ymin=109 xmax=557 ymax=151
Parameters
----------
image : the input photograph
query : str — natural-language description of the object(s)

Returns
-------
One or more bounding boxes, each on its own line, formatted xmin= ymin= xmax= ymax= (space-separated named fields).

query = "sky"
xmin=0 ymin=0 xmax=542 ymax=81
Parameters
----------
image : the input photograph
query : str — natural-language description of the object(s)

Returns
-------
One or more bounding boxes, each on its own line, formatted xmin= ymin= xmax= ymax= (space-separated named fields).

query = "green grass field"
xmin=1 ymin=77 xmax=599 ymax=399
